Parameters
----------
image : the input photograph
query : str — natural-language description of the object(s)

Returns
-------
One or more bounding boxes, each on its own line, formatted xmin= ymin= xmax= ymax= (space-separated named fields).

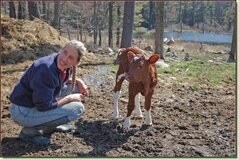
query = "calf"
xmin=113 ymin=47 xmax=159 ymax=129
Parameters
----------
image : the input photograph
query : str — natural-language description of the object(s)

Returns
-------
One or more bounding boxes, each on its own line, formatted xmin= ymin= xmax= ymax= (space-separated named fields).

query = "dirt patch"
xmin=1 ymin=16 xmax=236 ymax=157
xmin=1 ymin=60 xmax=236 ymax=157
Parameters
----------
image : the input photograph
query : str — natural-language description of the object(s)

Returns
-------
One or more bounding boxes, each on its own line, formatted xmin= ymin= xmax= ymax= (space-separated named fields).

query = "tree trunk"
xmin=155 ymin=1 xmax=164 ymax=60
xmin=93 ymin=1 xmax=98 ymax=45
xmin=116 ymin=4 xmax=121 ymax=47
xmin=42 ymin=1 xmax=46 ymax=20
xmin=76 ymin=15 xmax=79 ymax=40
xmin=18 ymin=1 xmax=26 ymax=19
xmin=99 ymin=27 xmax=102 ymax=46
xmin=28 ymin=2 xmax=40 ymax=20
xmin=9 ymin=1 xmax=16 ymax=18
xmin=228 ymin=4 xmax=236 ymax=63
xmin=52 ymin=2 xmax=60 ymax=28
xmin=46 ymin=2 xmax=50 ymax=21
xmin=120 ymin=1 xmax=135 ymax=48
xmin=108 ymin=2 xmax=113 ymax=48
xmin=149 ymin=1 xmax=154 ymax=30
xmin=192 ymin=2 xmax=196 ymax=27
xmin=179 ymin=2 xmax=182 ymax=32
xmin=2 ymin=1 xmax=8 ymax=14
xmin=202 ymin=2 xmax=205 ymax=33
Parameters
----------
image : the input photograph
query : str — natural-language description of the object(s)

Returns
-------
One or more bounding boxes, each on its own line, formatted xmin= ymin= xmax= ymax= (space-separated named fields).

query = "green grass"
xmin=109 ymin=60 xmax=235 ymax=89
xmin=157 ymin=61 xmax=236 ymax=88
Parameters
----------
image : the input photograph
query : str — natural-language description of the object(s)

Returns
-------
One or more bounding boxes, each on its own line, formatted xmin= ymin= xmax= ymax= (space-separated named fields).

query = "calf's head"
xmin=126 ymin=51 xmax=159 ymax=83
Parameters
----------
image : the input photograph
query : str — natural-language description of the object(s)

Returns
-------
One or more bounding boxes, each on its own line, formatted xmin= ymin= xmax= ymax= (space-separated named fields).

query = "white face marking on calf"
xmin=132 ymin=56 xmax=141 ymax=62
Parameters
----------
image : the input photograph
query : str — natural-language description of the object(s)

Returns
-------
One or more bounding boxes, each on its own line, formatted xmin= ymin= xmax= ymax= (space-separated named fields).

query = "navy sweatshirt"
xmin=10 ymin=53 xmax=72 ymax=112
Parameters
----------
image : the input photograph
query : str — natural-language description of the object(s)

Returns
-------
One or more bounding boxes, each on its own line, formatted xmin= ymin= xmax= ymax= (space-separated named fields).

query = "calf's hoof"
xmin=123 ymin=117 xmax=131 ymax=129
xmin=144 ymin=122 xmax=153 ymax=126
xmin=135 ymin=114 xmax=143 ymax=118
xmin=112 ymin=112 xmax=120 ymax=119
xmin=144 ymin=118 xmax=153 ymax=126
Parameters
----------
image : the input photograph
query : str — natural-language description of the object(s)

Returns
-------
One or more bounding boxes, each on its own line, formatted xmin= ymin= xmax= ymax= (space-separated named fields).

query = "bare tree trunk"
xmin=149 ymin=1 xmax=154 ymax=30
xmin=120 ymin=1 xmax=134 ymax=48
xmin=52 ymin=2 xmax=60 ymax=28
xmin=67 ymin=26 xmax=71 ymax=40
xmin=77 ymin=15 xmax=79 ymax=40
xmin=228 ymin=4 xmax=236 ymax=63
xmin=202 ymin=2 xmax=205 ymax=33
xmin=9 ymin=1 xmax=16 ymax=18
xmin=28 ymin=2 xmax=40 ymax=20
xmin=108 ymin=2 xmax=113 ymax=48
xmin=46 ymin=2 xmax=50 ymax=21
xmin=18 ymin=1 xmax=26 ymax=19
xmin=155 ymin=2 xmax=164 ymax=60
xmin=80 ymin=28 xmax=83 ymax=42
xmin=98 ymin=27 xmax=102 ymax=46
xmin=42 ymin=1 xmax=46 ymax=20
xmin=179 ymin=2 xmax=182 ymax=32
xmin=116 ymin=4 xmax=121 ymax=47
xmin=2 ymin=1 xmax=8 ymax=14
xmin=93 ymin=2 xmax=98 ymax=45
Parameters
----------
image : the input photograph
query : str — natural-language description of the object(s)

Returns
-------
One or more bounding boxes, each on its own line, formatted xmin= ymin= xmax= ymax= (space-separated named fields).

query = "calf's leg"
xmin=113 ymin=91 xmax=121 ymax=119
xmin=134 ymin=93 xmax=143 ymax=118
xmin=123 ymin=85 xmax=138 ymax=129
xmin=144 ymin=92 xmax=153 ymax=125
xmin=112 ymin=69 xmax=125 ymax=119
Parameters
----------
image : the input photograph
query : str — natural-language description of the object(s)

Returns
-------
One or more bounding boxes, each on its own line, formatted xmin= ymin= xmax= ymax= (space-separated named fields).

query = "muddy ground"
xmin=1 ymin=53 xmax=236 ymax=158
xmin=1 ymin=16 xmax=236 ymax=158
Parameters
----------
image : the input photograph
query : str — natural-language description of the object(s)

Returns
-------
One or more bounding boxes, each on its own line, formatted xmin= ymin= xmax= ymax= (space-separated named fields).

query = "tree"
xmin=42 ymin=1 xmax=47 ymax=20
xmin=120 ymin=1 xmax=135 ymax=48
xmin=52 ymin=2 xmax=60 ymax=28
xmin=18 ymin=1 xmax=26 ymax=19
xmin=228 ymin=4 xmax=236 ymax=63
xmin=93 ymin=1 xmax=98 ymax=45
xmin=201 ymin=2 xmax=205 ymax=33
xmin=179 ymin=2 xmax=183 ymax=32
xmin=28 ymin=2 xmax=40 ymax=20
xmin=116 ymin=3 xmax=122 ymax=47
xmin=148 ymin=1 xmax=154 ymax=30
xmin=108 ymin=2 xmax=113 ymax=48
xmin=9 ymin=1 xmax=16 ymax=18
xmin=155 ymin=1 xmax=164 ymax=60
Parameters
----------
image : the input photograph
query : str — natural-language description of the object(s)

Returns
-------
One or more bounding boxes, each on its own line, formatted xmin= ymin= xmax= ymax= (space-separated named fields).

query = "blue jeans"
xmin=9 ymin=84 xmax=84 ymax=127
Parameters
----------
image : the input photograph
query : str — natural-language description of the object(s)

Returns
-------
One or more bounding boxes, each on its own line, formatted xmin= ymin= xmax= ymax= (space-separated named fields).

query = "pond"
xmin=165 ymin=31 xmax=232 ymax=44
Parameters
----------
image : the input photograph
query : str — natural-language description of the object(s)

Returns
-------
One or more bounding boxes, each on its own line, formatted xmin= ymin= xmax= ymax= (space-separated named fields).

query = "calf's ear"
xmin=148 ymin=54 xmax=160 ymax=64
xmin=127 ymin=51 xmax=136 ymax=62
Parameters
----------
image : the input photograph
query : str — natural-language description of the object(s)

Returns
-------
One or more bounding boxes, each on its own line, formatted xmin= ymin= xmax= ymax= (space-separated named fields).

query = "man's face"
xmin=57 ymin=45 xmax=80 ymax=71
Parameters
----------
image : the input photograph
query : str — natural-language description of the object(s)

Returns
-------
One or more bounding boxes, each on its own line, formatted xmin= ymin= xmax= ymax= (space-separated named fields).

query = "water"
xmin=83 ymin=67 xmax=109 ymax=88
xmin=165 ymin=31 xmax=232 ymax=44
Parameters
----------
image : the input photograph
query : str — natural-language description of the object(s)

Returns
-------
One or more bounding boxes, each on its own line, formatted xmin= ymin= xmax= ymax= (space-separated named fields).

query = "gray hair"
xmin=64 ymin=40 xmax=87 ymax=60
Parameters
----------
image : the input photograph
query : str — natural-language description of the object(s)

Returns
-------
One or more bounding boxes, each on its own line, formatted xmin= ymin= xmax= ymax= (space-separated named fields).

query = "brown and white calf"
xmin=112 ymin=47 xmax=159 ymax=129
